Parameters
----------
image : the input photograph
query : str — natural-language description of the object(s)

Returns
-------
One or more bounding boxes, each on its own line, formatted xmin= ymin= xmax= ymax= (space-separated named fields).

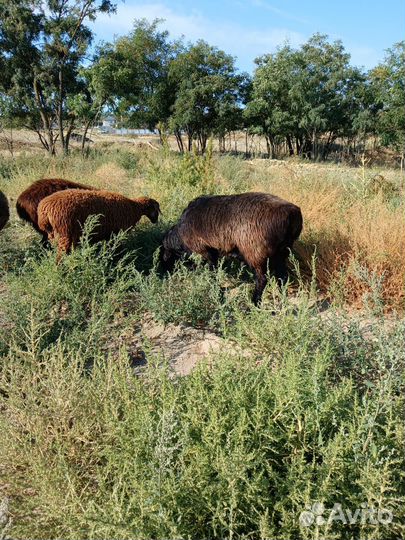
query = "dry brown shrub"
xmin=252 ymin=168 xmax=405 ymax=310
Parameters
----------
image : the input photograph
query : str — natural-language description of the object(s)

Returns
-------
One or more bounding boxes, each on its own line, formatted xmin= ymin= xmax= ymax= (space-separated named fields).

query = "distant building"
xmin=97 ymin=117 xmax=158 ymax=136
xmin=99 ymin=116 xmax=116 ymax=133
xmin=114 ymin=128 xmax=158 ymax=135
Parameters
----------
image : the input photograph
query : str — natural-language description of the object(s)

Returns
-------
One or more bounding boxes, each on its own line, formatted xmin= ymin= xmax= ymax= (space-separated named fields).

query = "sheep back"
xmin=16 ymin=178 xmax=94 ymax=232
xmin=37 ymin=189 xmax=159 ymax=249
xmin=167 ymin=192 xmax=302 ymax=268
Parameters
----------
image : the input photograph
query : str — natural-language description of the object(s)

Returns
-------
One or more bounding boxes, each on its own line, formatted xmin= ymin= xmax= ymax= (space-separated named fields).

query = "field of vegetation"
xmin=0 ymin=144 xmax=404 ymax=539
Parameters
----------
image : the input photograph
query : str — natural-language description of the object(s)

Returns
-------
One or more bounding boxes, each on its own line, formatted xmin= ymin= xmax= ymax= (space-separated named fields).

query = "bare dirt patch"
xmin=139 ymin=314 xmax=226 ymax=375
xmin=103 ymin=313 xmax=241 ymax=376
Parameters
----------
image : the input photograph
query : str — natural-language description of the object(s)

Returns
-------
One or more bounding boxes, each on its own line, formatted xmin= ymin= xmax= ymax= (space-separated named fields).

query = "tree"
xmin=91 ymin=19 xmax=178 ymax=142
xmin=295 ymin=34 xmax=365 ymax=160
xmin=246 ymin=34 xmax=366 ymax=160
xmin=244 ymin=44 xmax=300 ymax=157
xmin=0 ymin=0 xmax=116 ymax=155
xmin=345 ymin=71 xmax=381 ymax=155
xmin=370 ymin=42 xmax=405 ymax=159
xmin=168 ymin=40 xmax=249 ymax=153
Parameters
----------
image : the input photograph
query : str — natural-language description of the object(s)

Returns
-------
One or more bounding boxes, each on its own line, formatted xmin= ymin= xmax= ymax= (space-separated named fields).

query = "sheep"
xmin=16 ymin=178 xmax=95 ymax=245
xmin=37 ymin=189 xmax=161 ymax=256
xmin=0 ymin=190 xmax=10 ymax=232
xmin=160 ymin=192 xmax=303 ymax=305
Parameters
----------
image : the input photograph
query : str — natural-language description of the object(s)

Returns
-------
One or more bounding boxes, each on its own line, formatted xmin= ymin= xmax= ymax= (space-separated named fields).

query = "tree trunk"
xmin=33 ymin=78 xmax=56 ymax=155
xmin=199 ymin=133 xmax=207 ymax=154
xmin=296 ymin=136 xmax=302 ymax=155
xmin=64 ymin=117 xmax=75 ymax=154
xmin=270 ymin=137 xmax=276 ymax=159
xmin=174 ymin=130 xmax=184 ymax=153
xmin=218 ymin=135 xmax=225 ymax=153
xmin=81 ymin=119 xmax=92 ymax=156
xmin=312 ymin=130 xmax=317 ymax=161
xmin=265 ymin=136 xmax=271 ymax=158
xmin=302 ymin=137 xmax=312 ymax=159
xmin=286 ymin=134 xmax=294 ymax=156
xmin=187 ymin=131 xmax=193 ymax=152
xmin=57 ymin=66 xmax=67 ymax=155
xmin=322 ymin=133 xmax=334 ymax=161
xmin=265 ymin=135 xmax=275 ymax=159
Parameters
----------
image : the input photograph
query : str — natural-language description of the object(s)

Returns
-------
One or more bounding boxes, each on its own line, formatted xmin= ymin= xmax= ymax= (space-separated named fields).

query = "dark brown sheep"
xmin=161 ymin=192 xmax=303 ymax=305
xmin=0 ymin=190 xmax=10 ymax=232
xmin=37 ymin=189 xmax=160 ymax=256
xmin=16 ymin=178 xmax=94 ymax=245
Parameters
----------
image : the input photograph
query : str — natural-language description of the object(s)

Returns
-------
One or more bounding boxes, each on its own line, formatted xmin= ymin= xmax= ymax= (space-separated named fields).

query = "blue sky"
xmin=91 ymin=0 xmax=405 ymax=73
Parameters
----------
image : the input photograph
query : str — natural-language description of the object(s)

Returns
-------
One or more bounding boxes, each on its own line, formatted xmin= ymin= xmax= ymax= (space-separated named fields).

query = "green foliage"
xmin=114 ymin=149 xmax=139 ymax=171
xmin=2 ymin=6 xmax=403 ymax=160
xmin=177 ymin=141 xmax=215 ymax=189
xmin=144 ymin=144 xmax=215 ymax=198
xmin=246 ymin=34 xmax=367 ymax=160
xmin=214 ymin=153 xmax=251 ymax=192
xmin=0 ymin=220 xmax=136 ymax=356
xmin=92 ymin=19 xmax=177 ymax=133
xmin=0 ymin=303 xmax=403 ymax=539
xmin=369 ymin=42 xmax=405 ymax=152
xmin=134 ymin=257 xmax=226 ymax=327
xmin=168 ymin=40 xmax=250 ymax=153
xmin=0 ymin=0 xmax=116 ymax=154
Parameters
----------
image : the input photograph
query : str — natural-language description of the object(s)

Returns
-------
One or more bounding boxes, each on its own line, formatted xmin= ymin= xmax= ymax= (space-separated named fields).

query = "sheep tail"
xmin=38 ymin=213 xmax=54 ymax=239
xmin=16 ymin=201 xmax=31 ymax=223
xmin=287 ymin=206 xmax=303 ymax=243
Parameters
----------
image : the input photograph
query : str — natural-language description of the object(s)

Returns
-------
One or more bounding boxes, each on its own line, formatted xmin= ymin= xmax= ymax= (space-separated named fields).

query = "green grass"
xmin=0 ymin=147 xmax=404 ymax=539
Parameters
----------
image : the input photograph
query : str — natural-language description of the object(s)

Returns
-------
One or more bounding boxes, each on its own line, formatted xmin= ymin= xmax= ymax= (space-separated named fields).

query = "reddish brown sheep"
xmin=16 ymin=178 xmax=95 ymax=245
xmin=0 ymin=190 xmax=10 ymax=232
xmin=37 ymin=189 xmax=160 ymax=256
xmin=160 ymin=192 xmax=303 ymax=305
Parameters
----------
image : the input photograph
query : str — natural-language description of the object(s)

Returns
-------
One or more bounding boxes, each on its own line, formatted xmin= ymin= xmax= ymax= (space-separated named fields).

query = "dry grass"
xmin=93 ymin=162 xmax=129 ymax=191
xmin=250 ymin=162 xmax=405 ymax=310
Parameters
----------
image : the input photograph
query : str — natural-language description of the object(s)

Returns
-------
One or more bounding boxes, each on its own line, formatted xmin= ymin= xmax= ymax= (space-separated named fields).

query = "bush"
xmin=114 ymin=149 xmax=139 ymax=172
xmin=0 ymin=313 xmax=403 ymax=539
xmin=134 ymin=257 xmax=227 ymax=327
xmin=0 ymin=220 xmax=137 ymax=356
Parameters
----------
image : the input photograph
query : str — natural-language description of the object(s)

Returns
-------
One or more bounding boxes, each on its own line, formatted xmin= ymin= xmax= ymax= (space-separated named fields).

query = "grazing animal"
xmin=161 ymin=192 xmax=303 ymax=305
xmin=0 ymin=190 xmax=10 ymax=232
xmin=16 ymin=178 xmax=94 ymax=245
xmin=37 ymin=189 xmax=160 ymax=256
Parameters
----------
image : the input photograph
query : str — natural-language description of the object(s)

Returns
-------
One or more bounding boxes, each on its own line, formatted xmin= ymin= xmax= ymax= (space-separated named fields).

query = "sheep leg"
xmin=32 ymin=221 xmax=51 ymax=249
xmin=252 ymin=264 xmax=268 ymax=306
xmin=271 ymin=253 xmax=288 ymax=287
xmin=160 ymin=247 xmax=180 ymax=273
xmin=56 ymin=236 xmax=74 ymax=262
xmin=201 ymin=247 xmax=219 ymax=269
xmin=40 ymin=233 xmax=51 ymax=249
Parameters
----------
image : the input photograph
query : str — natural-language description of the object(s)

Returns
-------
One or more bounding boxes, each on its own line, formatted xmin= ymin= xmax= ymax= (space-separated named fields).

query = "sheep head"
xmin=137 ymin=197 xmax=161 ymax=223
xmin=160 ymin=225 xmax=185 ymax=272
